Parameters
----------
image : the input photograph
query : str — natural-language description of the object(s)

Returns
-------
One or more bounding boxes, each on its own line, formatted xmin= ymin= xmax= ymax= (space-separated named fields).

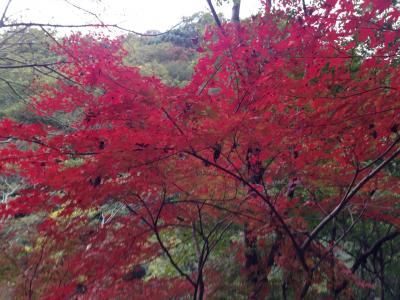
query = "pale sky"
xmin=1 ymin=0 xmax=264 ymax=34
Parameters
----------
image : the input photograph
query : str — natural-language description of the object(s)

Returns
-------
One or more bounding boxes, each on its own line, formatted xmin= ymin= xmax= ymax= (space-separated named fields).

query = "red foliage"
xmin=1 ymin=0 xmax=399 ymax=298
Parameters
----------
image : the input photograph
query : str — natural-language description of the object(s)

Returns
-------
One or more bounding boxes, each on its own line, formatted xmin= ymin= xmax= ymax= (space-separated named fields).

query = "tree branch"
xmin=334 ymin=230 xmax=400 ymax=296
xmin=301 ymin=0 xmax=307 ymax=16
xmin=206 ymin=0 xmax=222 ymax=28
xmin=0 ymin=21 xmax=184 ymax=37
xmin=0 ymin=61 xmax=67 ymax=69
xmin=186 ymin=150 xmax=309 ymax=272
xmin=302 ymin=142 xmax=400 ymax=251
xmin=351 ymin=230 xmax=400 ymax=273
xmin=0 ymin=0 xmax=12 ymax=25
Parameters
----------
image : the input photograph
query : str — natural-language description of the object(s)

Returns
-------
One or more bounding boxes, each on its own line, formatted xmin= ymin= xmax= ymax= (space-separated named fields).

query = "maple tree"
xmin=0 ymin=0 xmax=400 ymax=298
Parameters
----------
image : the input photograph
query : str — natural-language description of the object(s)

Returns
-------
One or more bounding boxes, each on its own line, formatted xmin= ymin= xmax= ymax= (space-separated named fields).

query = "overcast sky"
xmin=1 ymin=0 xmax=263 ymax=34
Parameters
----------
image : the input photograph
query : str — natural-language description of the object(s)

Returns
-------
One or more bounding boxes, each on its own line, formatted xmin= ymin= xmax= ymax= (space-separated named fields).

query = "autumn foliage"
xmin=0 ymin=0 xmax=400 ymax=298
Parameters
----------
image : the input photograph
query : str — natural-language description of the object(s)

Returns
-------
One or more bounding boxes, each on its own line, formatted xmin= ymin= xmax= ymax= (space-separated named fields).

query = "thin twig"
xmin=0 ymin=0 xmax=12 ymax=24
xmin=302 ymin=145 xmax=400 ymax=251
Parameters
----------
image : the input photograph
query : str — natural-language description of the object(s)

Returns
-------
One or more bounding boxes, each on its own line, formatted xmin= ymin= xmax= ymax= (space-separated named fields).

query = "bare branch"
xmin=0 ymin=21 xmax=184 ymax=37
xmin=206 ymin=0 xmax=222 ymax=28
xmin=153 ymin=224 xmax=196 ymax=287
xmin=302 ymin=141 xmax=400 ymax=251
xmin=63 ymin=0 xmax=105 ymax=26
xmin=0 ymin=61 xmax=67 ymax=69
xmin=334 ymin=230 xmax=400 ymax=296
xmin=0 ymin=0 xmax=12 ymax=25
xmin=351 ymin=230 xmax=400 ymax=273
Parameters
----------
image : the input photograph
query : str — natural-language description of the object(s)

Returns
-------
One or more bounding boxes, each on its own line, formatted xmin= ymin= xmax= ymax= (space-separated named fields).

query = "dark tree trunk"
xmin=231 ymin=1 xmax=240 ymax=23
xmin=244 ymin=223 xmax=261 ymax=299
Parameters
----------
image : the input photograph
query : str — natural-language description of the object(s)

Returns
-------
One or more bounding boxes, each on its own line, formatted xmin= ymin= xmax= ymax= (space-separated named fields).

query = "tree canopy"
xmin=0 ymin=0 xmax=400 ymax=299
